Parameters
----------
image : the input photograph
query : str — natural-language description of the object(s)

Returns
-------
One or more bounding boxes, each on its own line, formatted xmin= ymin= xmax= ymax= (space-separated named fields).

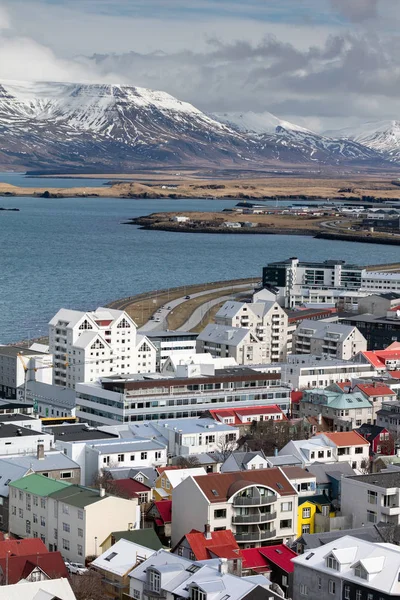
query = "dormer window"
xmin=326 ymin=555 xmax=339 ymax=571
xmin=147 ymin=569 xmax=160 ymax=592
xmin=117 ymin=318 xmax=130 ymax=328
xmin=354 ymin=564 xmax=368 ymax=580
xmin=190 ymin=586 xmax=207 ymax=600
xmin=79 ymin=320 xmax=93 ymax=330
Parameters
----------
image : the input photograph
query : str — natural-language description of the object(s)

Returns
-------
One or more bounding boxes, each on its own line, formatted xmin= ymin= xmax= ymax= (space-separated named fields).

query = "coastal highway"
xmin=139 ymin=283 xmax=256 ymax=333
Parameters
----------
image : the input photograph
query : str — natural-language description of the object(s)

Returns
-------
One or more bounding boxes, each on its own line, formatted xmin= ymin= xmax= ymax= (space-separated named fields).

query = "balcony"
xmin=235 ymin=529 xmax=276 ymax=543
xmin=381 ymin=504 xmax=400 ymax=516
xmin=232 ymin=511 xmax=276 ymax=524
xmin=233 ymin=494 xmax=277 ymax=506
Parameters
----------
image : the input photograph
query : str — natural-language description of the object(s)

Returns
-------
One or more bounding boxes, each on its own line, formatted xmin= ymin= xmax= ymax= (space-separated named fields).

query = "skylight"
xmin=186 ymin=565 xmax=201 ymax=573
xmin=105 ymin=552 xmax=118 ymax=562
xmin=211 ymin=489 xmax=219 ymax=496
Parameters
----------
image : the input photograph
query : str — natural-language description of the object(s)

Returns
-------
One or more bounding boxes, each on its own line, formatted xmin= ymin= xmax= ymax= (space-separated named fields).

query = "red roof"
xmin=389 ymin=371 xmax=400 ymax=379
xmin=180 ymin=529 xmax=240 ymax=561
xmin=361 ymin=344 xmax=400 ymax=370
xmin=322 ymin=431 xmax=369 ymax=447
xmin=210 ymin=405 xmax=286 ymax=425
xmin=355 ymin=383 xmax=396 ymax=397
xmin=0 ymin=538 xmax=47 ymax=558
xmin=154 ymin=500 xmax=172 ymax=524
xmin=291 ymin=391 xmax=303 ymax=404
xmin=240 ymin=547 xmax=271 ymax=570
xmin=113 ymin=479 xmax=151 ymax=499
xmin=156 ymin=466 xmax=180 ymax=475
xmin=258 ymin=545 xmax=298 ymax=573
xmin=334 ymin=381 xmax=352 ymax=391
xmin=0 ymin=552 xmax=68 ymax=584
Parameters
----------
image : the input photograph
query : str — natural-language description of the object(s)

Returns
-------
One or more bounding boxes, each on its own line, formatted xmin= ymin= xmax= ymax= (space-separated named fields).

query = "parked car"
xmin=68 ymin=562 xmax=88 ymax=575
xmin=155 ymin=317 xmax=161 ymax=322
xmin=185 ymin=295 xmax=191 ymax=299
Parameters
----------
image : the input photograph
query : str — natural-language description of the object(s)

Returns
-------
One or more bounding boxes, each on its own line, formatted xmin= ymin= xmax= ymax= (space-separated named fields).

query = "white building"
xmin=144 ymin=331 xmax=198 ymax=371
xmin=361 ymin=271 xmax=400 ymax=293
xmin=196 ymin=324 xmax=264 ymax=365
xmin=215 ymin=300 xmax=288 ymax=362
xmin=0 ymin=422 xmax=54 ymax=455
xmin=279 ymin=431 xmax=370 ymax=470
xmin=171 ymin=467 xmax=298 ymax=547
xmin=292 ymin=320 xmax=367 ymax=360
xmin=0 ymin=345 xmax=53 ymax=401
xmin=0 ymin=578 xmax=77 ymax=600
xmin=9 ymin=473 xmax=139 ymax=562
xmin=24 ymin=381 xmax=77 ymax=419
xmin=280 ymin=354 xmax=378 ymax=391
xmin=341 ymin=471 xmax=400 ymax=528
xmin=49 ymin=307 xmax=156 ymax=389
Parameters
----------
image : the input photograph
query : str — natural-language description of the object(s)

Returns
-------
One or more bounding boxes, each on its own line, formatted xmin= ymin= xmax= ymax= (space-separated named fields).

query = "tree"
xmin=175 ymin=455 xmax=201 ymax=468
xmin=215 ymin=436 xmax=238 ymax=461
xmin=242 ymin=418 xmax=312 ymax=455
xmin=69 ymin=571 xmax=104 ymax=600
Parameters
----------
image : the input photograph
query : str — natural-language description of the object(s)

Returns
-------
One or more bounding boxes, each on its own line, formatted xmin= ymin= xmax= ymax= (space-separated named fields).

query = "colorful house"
xmin=297 ymin=495 xmax=334 ymax=536
xmin=153 ymin=466 xmax=206 ymax=501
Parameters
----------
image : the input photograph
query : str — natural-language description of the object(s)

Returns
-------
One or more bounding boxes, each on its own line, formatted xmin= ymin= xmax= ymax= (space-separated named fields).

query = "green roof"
xmin=10 ymin=474 xmax=71 ymax=496
xmin=111 ymin=528 xmax=163 ymax=551
xmin=49 ymin=485 xmax=107 ymax=508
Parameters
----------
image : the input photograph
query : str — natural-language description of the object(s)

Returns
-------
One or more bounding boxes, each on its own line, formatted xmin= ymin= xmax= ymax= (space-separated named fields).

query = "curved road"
xmin=139 ymin=283 xmax=256 ymax=333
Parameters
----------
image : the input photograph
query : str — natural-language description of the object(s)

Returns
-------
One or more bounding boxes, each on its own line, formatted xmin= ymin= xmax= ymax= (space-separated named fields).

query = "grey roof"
xmin=266 ymin=455 xmax=303 ymax=467
xmin=347 ymin=471 xmax=400 ymax=489
xmin=295 ymin=319 xmax=358 ymax=341
xmin=26 ymin=381 xmax=76 ymax=409
xmin=49 ymin=485 xmax=106 ymax=508
xmin=0 ymin=461 xmax=28 ymax=497
xmin=0 ymin=345 xmax=44 ymax=357
xmin=91 ymin=438 xmax=166 ymax=455
xmin=0 ymin=413 xmax=38 ymax=423
xmin=307 ymin=462 xmax=356 ymax=484
xmin=226 ymin=451 xmax=265 ymax=469
xmin=0 ymin=452 xmax=80 ymax=473
xmin=150 ymin=418 xmax=237 ymax=435
xmin=197 ymin=324 xmax=252 ymax=347
xmin=299 ymin=525 xmax=386 ymax=550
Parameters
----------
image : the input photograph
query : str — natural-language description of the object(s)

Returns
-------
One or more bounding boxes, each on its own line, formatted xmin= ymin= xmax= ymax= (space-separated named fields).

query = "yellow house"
xmin=297 ymin=496 xmax=334 ymax=537
xmin=153 ymin=467 xmax=207 ymax=502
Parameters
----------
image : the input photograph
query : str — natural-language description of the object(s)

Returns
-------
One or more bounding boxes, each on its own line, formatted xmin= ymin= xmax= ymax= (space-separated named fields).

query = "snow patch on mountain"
xmin=325 ymin=120 xmax=400 ymax=155
xmin=213 ymin=111 xmax=313 ymax=135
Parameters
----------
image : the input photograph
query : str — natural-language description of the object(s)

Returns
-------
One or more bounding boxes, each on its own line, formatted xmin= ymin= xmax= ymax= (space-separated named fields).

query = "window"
xmin=300 ymin=584 xmax=308 ymax=596
xmin=63 ymin=522 xmax=70 ymax=532
xmin=40 ymin=498 xmax=46 ymax=509
xmin=367 ymin=595 xmax=373 ymax=600
xmin=62 ymin=539 xmax=70 ymax=551
xmin=328 ymin=580 xmax=336 ymax=594
xmin=19 ymin=491 xmax=23 ymax=501
xmin=19 ymin=508 xmax=23 ymax=519
xmin=367 ymin=490 xmax=377 ymax=504
xmin=281 ymin=502 xmax=292 ymax=512
xmin=322 ymin=505 xmax=330 ymax=517
xmin=78 ymin=544 xmax=83 ymax=556
xmin=177 ymin=547 xmax=183 ymax=557
xmin=62 ymin=504 xmax=69 ymax=515
xmin=26 ymin=520 xmax=31 ymax=534
xmin=302 ymin=508 xmax=311 ymax=519
xmin=344 ymin=585 xmax=350 ymax=599
xmin=54 ymin=528 xmax=58 ymax=539
xmin=356 ymin=591 xmax=362 ymax=600
xmin=40 ymin=535 xmax=45 ymax=544
xmin=280 ymin=519 xmax=292 ymax=529
xmin=326 ymin=556 xmax=339 ymax=571
xmin=190 ymin=587 xmax=206 ymax=600
xmin=133 ymin=591 xmax=141 ymax=600
xmin=214 ymin=509 xmax=226 ymax=519
xmin=33 ymin=496 xmax=38 ymax=506
xmin=355 ymin=447 xmax=363 ymax=454
xmin=78 ymin=510 xmax=83 ymax=520
xmin=78 ymin=528 xmax=83 ymax=537
xmin=26 ymin=494 xmax=31 ymax=510
xmin=148 ymin=569 xmax=160 ymax=592
xmin=318 ymin=577 xmax=322 ymax=590
xmin=141 ymin=452 xmax=148 ymax=460
xmin=302 ymin=524 xmax=310 ymax=534
xmin=367 ymin=510 xmax=377 ymax=523
xmin=117 ymin=454 xmax=125 ymax=462
xmin=33 ymin=513 xmax=38 ymax=523
xmin=40 ymin=516 xmax=45 ymax=527
xmin=60 ymin=472 xmax=72 ymax=479
xmin=130 ymin=455 xmax=136 ymax=461
xmin=355 ymin=565 xmax=368 ymax=580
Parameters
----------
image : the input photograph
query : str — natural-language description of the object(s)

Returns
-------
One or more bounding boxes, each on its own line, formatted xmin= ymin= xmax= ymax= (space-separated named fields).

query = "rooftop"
xmin=0 ymin=423 xmax=51 ymax=439
xmin=107 ymin=528 xmax=163 ymax=551
xmin=175 ymin=529 xmax=240 ymax=561
xmin=49 ymin=484 xmax=108 ymax=508
xmin=0 ymin=345 xmax=45 ymax=358
xmin=9 ymin=473 xmax=71 ymax=496
xmin=322 ymin=431 xmax=369 ymax=447
xmin=45 ymin=423 xmax=119 ymax=442
xmin=347 ymin=471 xmax=400 ymax=489
xmin=92 ymin=538 xmax=156 ymax=577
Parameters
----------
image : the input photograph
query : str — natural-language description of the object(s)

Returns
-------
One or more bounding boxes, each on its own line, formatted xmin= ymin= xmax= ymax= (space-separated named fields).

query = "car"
xmin=155 ymin=317 xmax=161 ymax=322
xmin=167 ymin=306 xmax=171 ymax=310
xmin=150 ymin=315 xmax=155 ymax=320
xmin=185 ymin=295 xmax=191 ymax=299
xmin=68 ymin=562 xmax=88 ymax=575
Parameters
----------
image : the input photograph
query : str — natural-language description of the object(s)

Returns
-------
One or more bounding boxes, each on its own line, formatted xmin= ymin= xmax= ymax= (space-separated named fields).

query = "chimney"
xmin=218 ymin=558 xmax=229 ymax=575
xmin=204 ymin=523 xmax=212 ymax=540
xmin=37 ymin=444 xmax=45 ymax=461
xmin=99 ymin=487 xmax=106 ymax=497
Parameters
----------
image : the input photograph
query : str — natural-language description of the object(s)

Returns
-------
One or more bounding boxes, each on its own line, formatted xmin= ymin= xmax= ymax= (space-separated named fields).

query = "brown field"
xmin=2 ymin=175 xmax=400 ymax=201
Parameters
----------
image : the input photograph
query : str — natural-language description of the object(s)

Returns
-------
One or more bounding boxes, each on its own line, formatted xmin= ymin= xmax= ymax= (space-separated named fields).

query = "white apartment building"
xmin=49 ymin=307 xmax=156 ymax=389
xmin=215 ymin=300 xmax=288 ymax=362
xmin=9 ymin=474 xmax=139 ymax=562
xmin=76 ymin=367 xmax=290 ymax=427
xmin=280 ymin=354 xmax=378 ymax=390
xmin=144 ymin=331 xmax=198 ymax=371
xmin=341 ymin=471 xmax=400 ymax=528
xmin=196 ymin=324 xmax=264 ymax=365
xmin=171 ymin=467 xmax=298 ymax=547
xmin=279 ymin=431 xmax=370 ymax=470
xmin=0 ymin=423 xmax=54 ymax=455
xmin=0 ymin=345 xmax=53 ymax=401
xmin=361 ymin=271 xmax=400 ymax=293
xmin=292 ymin=320 xmax=367 ymax=360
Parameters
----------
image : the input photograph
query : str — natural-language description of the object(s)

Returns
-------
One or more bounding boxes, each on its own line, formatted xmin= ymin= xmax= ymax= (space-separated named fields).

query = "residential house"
xmin=0 ymin=423 xmax=54 ymax=455
xmin=294 ymin=524 xmax=389 ymax=554
xmin=9 ymin=474 xmax=140 ymax=562
xmin=111 ymin=479 xmax=152 ymax=504
xmin=0 ymin=578 xmax=77 ymax=600
xmin=292 ymin=535 xmax=400 ymax=600
xmin=221 ymin=451 xmax=270 ymax=473
xmin=100 ymin=527 xmax=162 ymax=553
xmin=146 ymin=500 xmax=172 ymax=544
xmin=355 ymin=424 xmax=395 ymax=456
xmin=0 ymin=549 xmax=68 ymax=585
xmin=292 ymin=320 xmax=367 ymax=360
xmin=241 ymin=544 xmax=298 ymax=599
xmin=49 ymin=307 xmax=156 ymax=388
xmin=196 ymin=324 xmax=265 ymax=365
xmin=215 ymin=300 xmax=289 ymax=362
xmin=171 ymin=468 xmax=298 ymax=548
xmin=297 ymin=495 xmax=334 ymax=537
xmin=208 ymin=405 xmax=287 ymax=431
xmin=299 ymin=388 xmax=373 ymax=430
xmin=332 ymin=381 xmax=397 ymax=422
xmin=171 ymin=527 xmax=241 ymax=565
xmin=126 ymin=549 xmax=280 ymax=600
xmin=92 ymin=538 xmax=156 ymax=600
xmin=341 ymin=471 xmax=400 ymax=528
xmin=153 ymin=467 xmax=207 ymax=502
xmin=306 ymin=462 xmax=356 ymax=503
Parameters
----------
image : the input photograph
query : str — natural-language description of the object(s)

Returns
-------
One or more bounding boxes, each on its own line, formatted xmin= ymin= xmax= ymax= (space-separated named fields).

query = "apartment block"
xmin=145 ymin=330 xmax=198 ymax=371
xmin=171 ymin=467 xmax=298 ymax=548
xmin=292 ymin=320 xmax=367 ymax=360
xmin=299 ymin=388 xmax=373 ymax=429
xmin=0 ymin=345 xmax=53 ymax=400
xmin=196 ymin=324 xmax=265 ymax=365
xmin=49 ymin=307 xmax=156 ymax=389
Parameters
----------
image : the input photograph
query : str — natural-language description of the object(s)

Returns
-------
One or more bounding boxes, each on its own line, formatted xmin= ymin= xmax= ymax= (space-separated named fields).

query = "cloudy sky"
xmin=0 ymin=0 xmax=399 ymax=130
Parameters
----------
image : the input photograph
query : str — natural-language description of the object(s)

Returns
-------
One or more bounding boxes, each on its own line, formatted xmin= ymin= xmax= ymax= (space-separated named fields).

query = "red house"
xmin=355 ymin=424 xmax=394 ymax=456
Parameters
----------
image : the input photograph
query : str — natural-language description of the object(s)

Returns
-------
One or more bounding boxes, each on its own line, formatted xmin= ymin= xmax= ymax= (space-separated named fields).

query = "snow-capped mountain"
xmin=325 ymin=120 xmax=400 ymax=160
xmin=0 ymin=80 xmax=392 ymax=171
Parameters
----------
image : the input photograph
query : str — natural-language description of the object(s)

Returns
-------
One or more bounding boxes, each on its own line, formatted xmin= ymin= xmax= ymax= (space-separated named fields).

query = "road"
xmin=139 ymin=283 xmax=255 ymax=333
xmin=176 ymin=295 xmax=233 ymax=331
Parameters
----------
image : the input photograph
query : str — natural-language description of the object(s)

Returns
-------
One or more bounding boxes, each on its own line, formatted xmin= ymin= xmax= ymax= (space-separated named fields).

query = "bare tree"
xmin=69 ymin=571 xmax=104 ymax=600
xmin=242 ymin=418 xmax=312 ymax=455
xmin=175 ymin=455 xmax=201 ymax=468
xmin=215 ymin=436 xmax=238 ymax=461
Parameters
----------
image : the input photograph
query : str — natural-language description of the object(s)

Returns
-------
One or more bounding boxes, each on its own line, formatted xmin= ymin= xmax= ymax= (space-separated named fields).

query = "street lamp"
xmin=94 ymin=536 xmax=98 ymax=556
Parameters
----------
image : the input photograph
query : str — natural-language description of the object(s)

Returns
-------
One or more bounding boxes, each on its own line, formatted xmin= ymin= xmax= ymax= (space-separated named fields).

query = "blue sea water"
xmin=0 ymin=182 xmax=397 ymax=343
